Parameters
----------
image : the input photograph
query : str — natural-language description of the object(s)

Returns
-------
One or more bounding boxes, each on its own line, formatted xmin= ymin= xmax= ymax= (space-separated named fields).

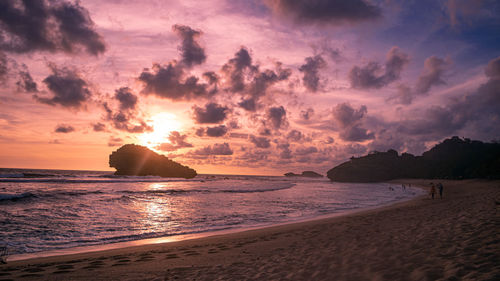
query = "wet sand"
xmin=1 ymin=179 xmax=498 ymax=280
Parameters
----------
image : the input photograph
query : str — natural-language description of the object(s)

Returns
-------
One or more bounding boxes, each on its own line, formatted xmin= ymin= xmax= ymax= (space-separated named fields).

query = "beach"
xmin=1 ymin=179 xmax=498 ymax=280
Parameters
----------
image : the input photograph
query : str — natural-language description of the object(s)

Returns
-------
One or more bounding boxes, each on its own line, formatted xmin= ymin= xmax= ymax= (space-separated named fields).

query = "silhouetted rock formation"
xmin=109 ymin=144 xmax=197 ymax=179
xmin=284 ymin=171 xmax=323 ymax=177
xmin=327 ymin=137 xmax=500 ymax=182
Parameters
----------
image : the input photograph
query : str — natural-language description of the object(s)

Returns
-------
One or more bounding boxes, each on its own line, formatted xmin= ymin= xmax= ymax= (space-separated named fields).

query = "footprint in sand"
xmin=0 ymin=268 xmax=18 ymax=273
xmin=22 ymin=267 xmax=45 ymax=273
xmin=56 ymin=264 xmax=74 ymax=270
xmin=166 ymin=253 xmax=180 ymax=259
xmin=52 ymin=270 xmax=73 ymax=274
xmin=216 ymin=245 xmax=230 ymax=251
xmin=82 ymin=260 xmax=106 ymax=270
xmin=136 ymin=254 xmax=155 ymax=262
xmin=182 ymin=250 xmax=200 ymax=256
xmin=18 ymin=273 xmax=44 ymax=278
xmin=52 ymin=264 xmax=75 ymax=274
xmin=111 ymin=258 xmax=131 ymax=266
xmin=110 ymin=255 xmax=129 ymax=261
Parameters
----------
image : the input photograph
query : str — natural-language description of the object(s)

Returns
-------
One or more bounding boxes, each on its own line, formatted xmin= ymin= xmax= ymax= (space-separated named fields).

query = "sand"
xmin=1 ymin=179 xmax=499 ymax=280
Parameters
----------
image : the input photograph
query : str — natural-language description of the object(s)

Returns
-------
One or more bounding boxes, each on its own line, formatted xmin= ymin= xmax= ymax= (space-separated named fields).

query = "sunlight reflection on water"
xmin=0 ymin=173 xmax=424 ymax=256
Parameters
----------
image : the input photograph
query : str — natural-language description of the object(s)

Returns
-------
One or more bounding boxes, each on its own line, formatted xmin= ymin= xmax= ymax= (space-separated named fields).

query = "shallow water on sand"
xmin=0 ymin=168 xmax=423 ymax=256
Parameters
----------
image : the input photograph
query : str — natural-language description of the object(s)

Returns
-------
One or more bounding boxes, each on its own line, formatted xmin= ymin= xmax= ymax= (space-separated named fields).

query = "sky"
xmin=0 ymin=0 xmax=499 ymax=175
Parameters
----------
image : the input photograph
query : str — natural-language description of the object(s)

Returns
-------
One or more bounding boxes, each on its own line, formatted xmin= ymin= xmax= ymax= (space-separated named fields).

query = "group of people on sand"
xmin=430 ymin=182 xmax=444 ymax=199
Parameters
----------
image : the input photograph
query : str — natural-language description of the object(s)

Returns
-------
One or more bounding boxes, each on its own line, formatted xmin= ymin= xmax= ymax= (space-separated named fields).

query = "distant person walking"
xmin=430 ymin=183 xmax=436 ymax=199
xmin=437 ymin=182 xmax=444 ymax=199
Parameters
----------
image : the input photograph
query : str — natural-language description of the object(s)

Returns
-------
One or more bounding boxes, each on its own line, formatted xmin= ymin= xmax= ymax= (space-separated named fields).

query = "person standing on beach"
xmin=437 ymin=183 xmax=444 ymax=199
xmin=430 ymin=183 xmax=436 ymax=199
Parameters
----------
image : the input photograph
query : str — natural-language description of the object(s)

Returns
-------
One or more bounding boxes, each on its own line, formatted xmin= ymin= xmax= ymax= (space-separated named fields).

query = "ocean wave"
xmin=219 ymin=184 xmax=294 ymax=193
xmin=0 ymin=173 xmax=25 ymax=178
xmin=0 ymin=192 xmax=36 ymax=202
xmin=0 ymin=178 xmax=202 ymax=184
xmin=119 ymin=183 xmax=295 ymax=196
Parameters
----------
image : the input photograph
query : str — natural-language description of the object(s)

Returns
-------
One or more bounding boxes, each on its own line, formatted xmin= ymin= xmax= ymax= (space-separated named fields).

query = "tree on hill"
xmin=327 ymin=137 xmax=500 ymax=182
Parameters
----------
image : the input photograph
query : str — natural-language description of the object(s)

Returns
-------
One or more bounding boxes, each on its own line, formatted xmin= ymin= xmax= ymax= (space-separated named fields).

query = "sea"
xmin=0 ymin=168 xmax=424 ymax=259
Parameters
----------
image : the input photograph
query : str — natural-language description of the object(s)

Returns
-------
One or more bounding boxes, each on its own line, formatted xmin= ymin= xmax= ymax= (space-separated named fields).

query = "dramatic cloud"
xmin=332 ymin=103 xmax=374 ymax=141
xmin=300 ymin=108 xmax=314 ymax=120
xmin=0 ymin=52 xmax=7 ymax=81
xmin=389 ymin=55 xmax=450 ymax=105
xmin=277 ymin=142 xmax=292 ymax=159
xmin=286 ymin=130 xmax=303 ymax=142
xmin=295 ymin=146 xmax=318 ymax=155
xmin=35 ymin=65 xmax=91 ymax=109
xmin=157 ymin=131 xmax=193 ymax=151
xmin=248 ymin=63 xmax=291 ymax=97
xmin=114 ymin=87 xmax=137 ymax=110
xmin=265 ymin=0 xmax=381 ymax=25
xmin=415 ymin=56 xmax=451 ymax=94
xmin=203 ymin=71 xmax=219 ymax=84
xmin=267 ymin=106 xmax=288 ymax=129
xmin=485 ymin=57 xmax=500 ymax=79
xmin=389 ymin=84 xmax=413 ymax=105
xmin=333 ymin=103 xmax=367 ymax=127
xmin=349 ymin=46 xmax=409 ymax=89
xmin=229 ymin=132 xmax=248 ymax=139
xmin=238 ymin=98 xmax=257 ymax=111
xmin=54 ymin=124 xmax=75 ymax=133
xmin=169 ymin=131 xmax=193 ymax=147
xmin=445 ymin=0 xmax=483 ymax=27
xmin=0 ymin=0 xmax=105 ymax=55
xmin=172 ymin=24 xmax=206 ymax=67
xmin=138 ymin=62 xmax=212 ymax=101
xmin=220 ymin=48 xmax=290 ymax=111
xmin=103 ymin=102 xmax=152 ymax=134
xmin=237 ymin=63 xmax=291 ymax=111
xmin=397 ymin=105 xmax=465 ymax=137
xmin=339 ymin=124 xmax=375 ymax=142
xmin=108 ymin=137 xmax=122 ymax=147
xmin=250 ymin=135 xmax=271 ymax=148
xmin=222 ymin=47 xmax=254 ymax=93
xmin=394 ymin=57 xmax=500 ymax=140
xmin=205 ymin=125 xmax=228 ymax=137
xmin=299 ymin=55 xmax=326 ymax=92
xmin=16 ymin=69 xmax=38 ymax=92
xmin=236 ymin=148 xmax=270 ymax=163
xmin=192 ymin=143 xmax=233 ymax=155
xmin=92 ymin=122 xmax=106 ymax=132
xmin=193 ymin=103 xmax=229 ymax=124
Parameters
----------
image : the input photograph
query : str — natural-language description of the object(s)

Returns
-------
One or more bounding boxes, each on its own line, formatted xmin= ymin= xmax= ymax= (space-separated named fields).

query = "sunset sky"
xmin=0 ymin=0 xmax=499 ymax=175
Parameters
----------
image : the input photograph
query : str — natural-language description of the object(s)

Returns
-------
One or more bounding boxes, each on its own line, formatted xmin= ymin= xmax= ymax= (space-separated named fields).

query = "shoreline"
xmin=8 ymin=183 xmax=424 ymax=262
xmin=1 ymin=179 xmax=498 ymax=280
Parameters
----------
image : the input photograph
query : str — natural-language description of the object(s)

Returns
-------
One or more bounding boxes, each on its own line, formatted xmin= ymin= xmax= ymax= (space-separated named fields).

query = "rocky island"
xmin=109 ymin=144 xmax=197 ymax=179
xmin=327 ymin=136 xmax=500 ymax=182
xmin=284 ymin=171 xmax=323 ymax=178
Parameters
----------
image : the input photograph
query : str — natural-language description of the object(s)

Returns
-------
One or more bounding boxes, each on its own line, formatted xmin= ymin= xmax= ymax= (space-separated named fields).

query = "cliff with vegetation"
xmin=109 ymin=144 xmax=197 ymax=179
xmin=327 ymin=137 xmax=500 ymax=182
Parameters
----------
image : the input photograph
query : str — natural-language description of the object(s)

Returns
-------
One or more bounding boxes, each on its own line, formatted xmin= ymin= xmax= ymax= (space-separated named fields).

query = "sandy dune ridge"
xmin=0 ymin=179 xmax=498 ymax=280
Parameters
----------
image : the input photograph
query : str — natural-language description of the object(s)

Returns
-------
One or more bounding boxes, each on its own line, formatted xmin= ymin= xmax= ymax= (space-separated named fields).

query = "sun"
xmin=138 ymin=112 xmax=182 ymax=150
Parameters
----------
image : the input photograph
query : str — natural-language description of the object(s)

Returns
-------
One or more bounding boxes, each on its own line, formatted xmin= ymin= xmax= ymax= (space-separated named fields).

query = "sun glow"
xmin=138 ymin=112 xmax=182 ymax=150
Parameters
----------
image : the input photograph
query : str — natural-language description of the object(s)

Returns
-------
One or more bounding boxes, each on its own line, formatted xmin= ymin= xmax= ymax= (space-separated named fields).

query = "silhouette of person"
xmin=430 ymin=183 xmax=436 ymax=199
xmin=437 ymin=182 xmax=444 ymax=199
